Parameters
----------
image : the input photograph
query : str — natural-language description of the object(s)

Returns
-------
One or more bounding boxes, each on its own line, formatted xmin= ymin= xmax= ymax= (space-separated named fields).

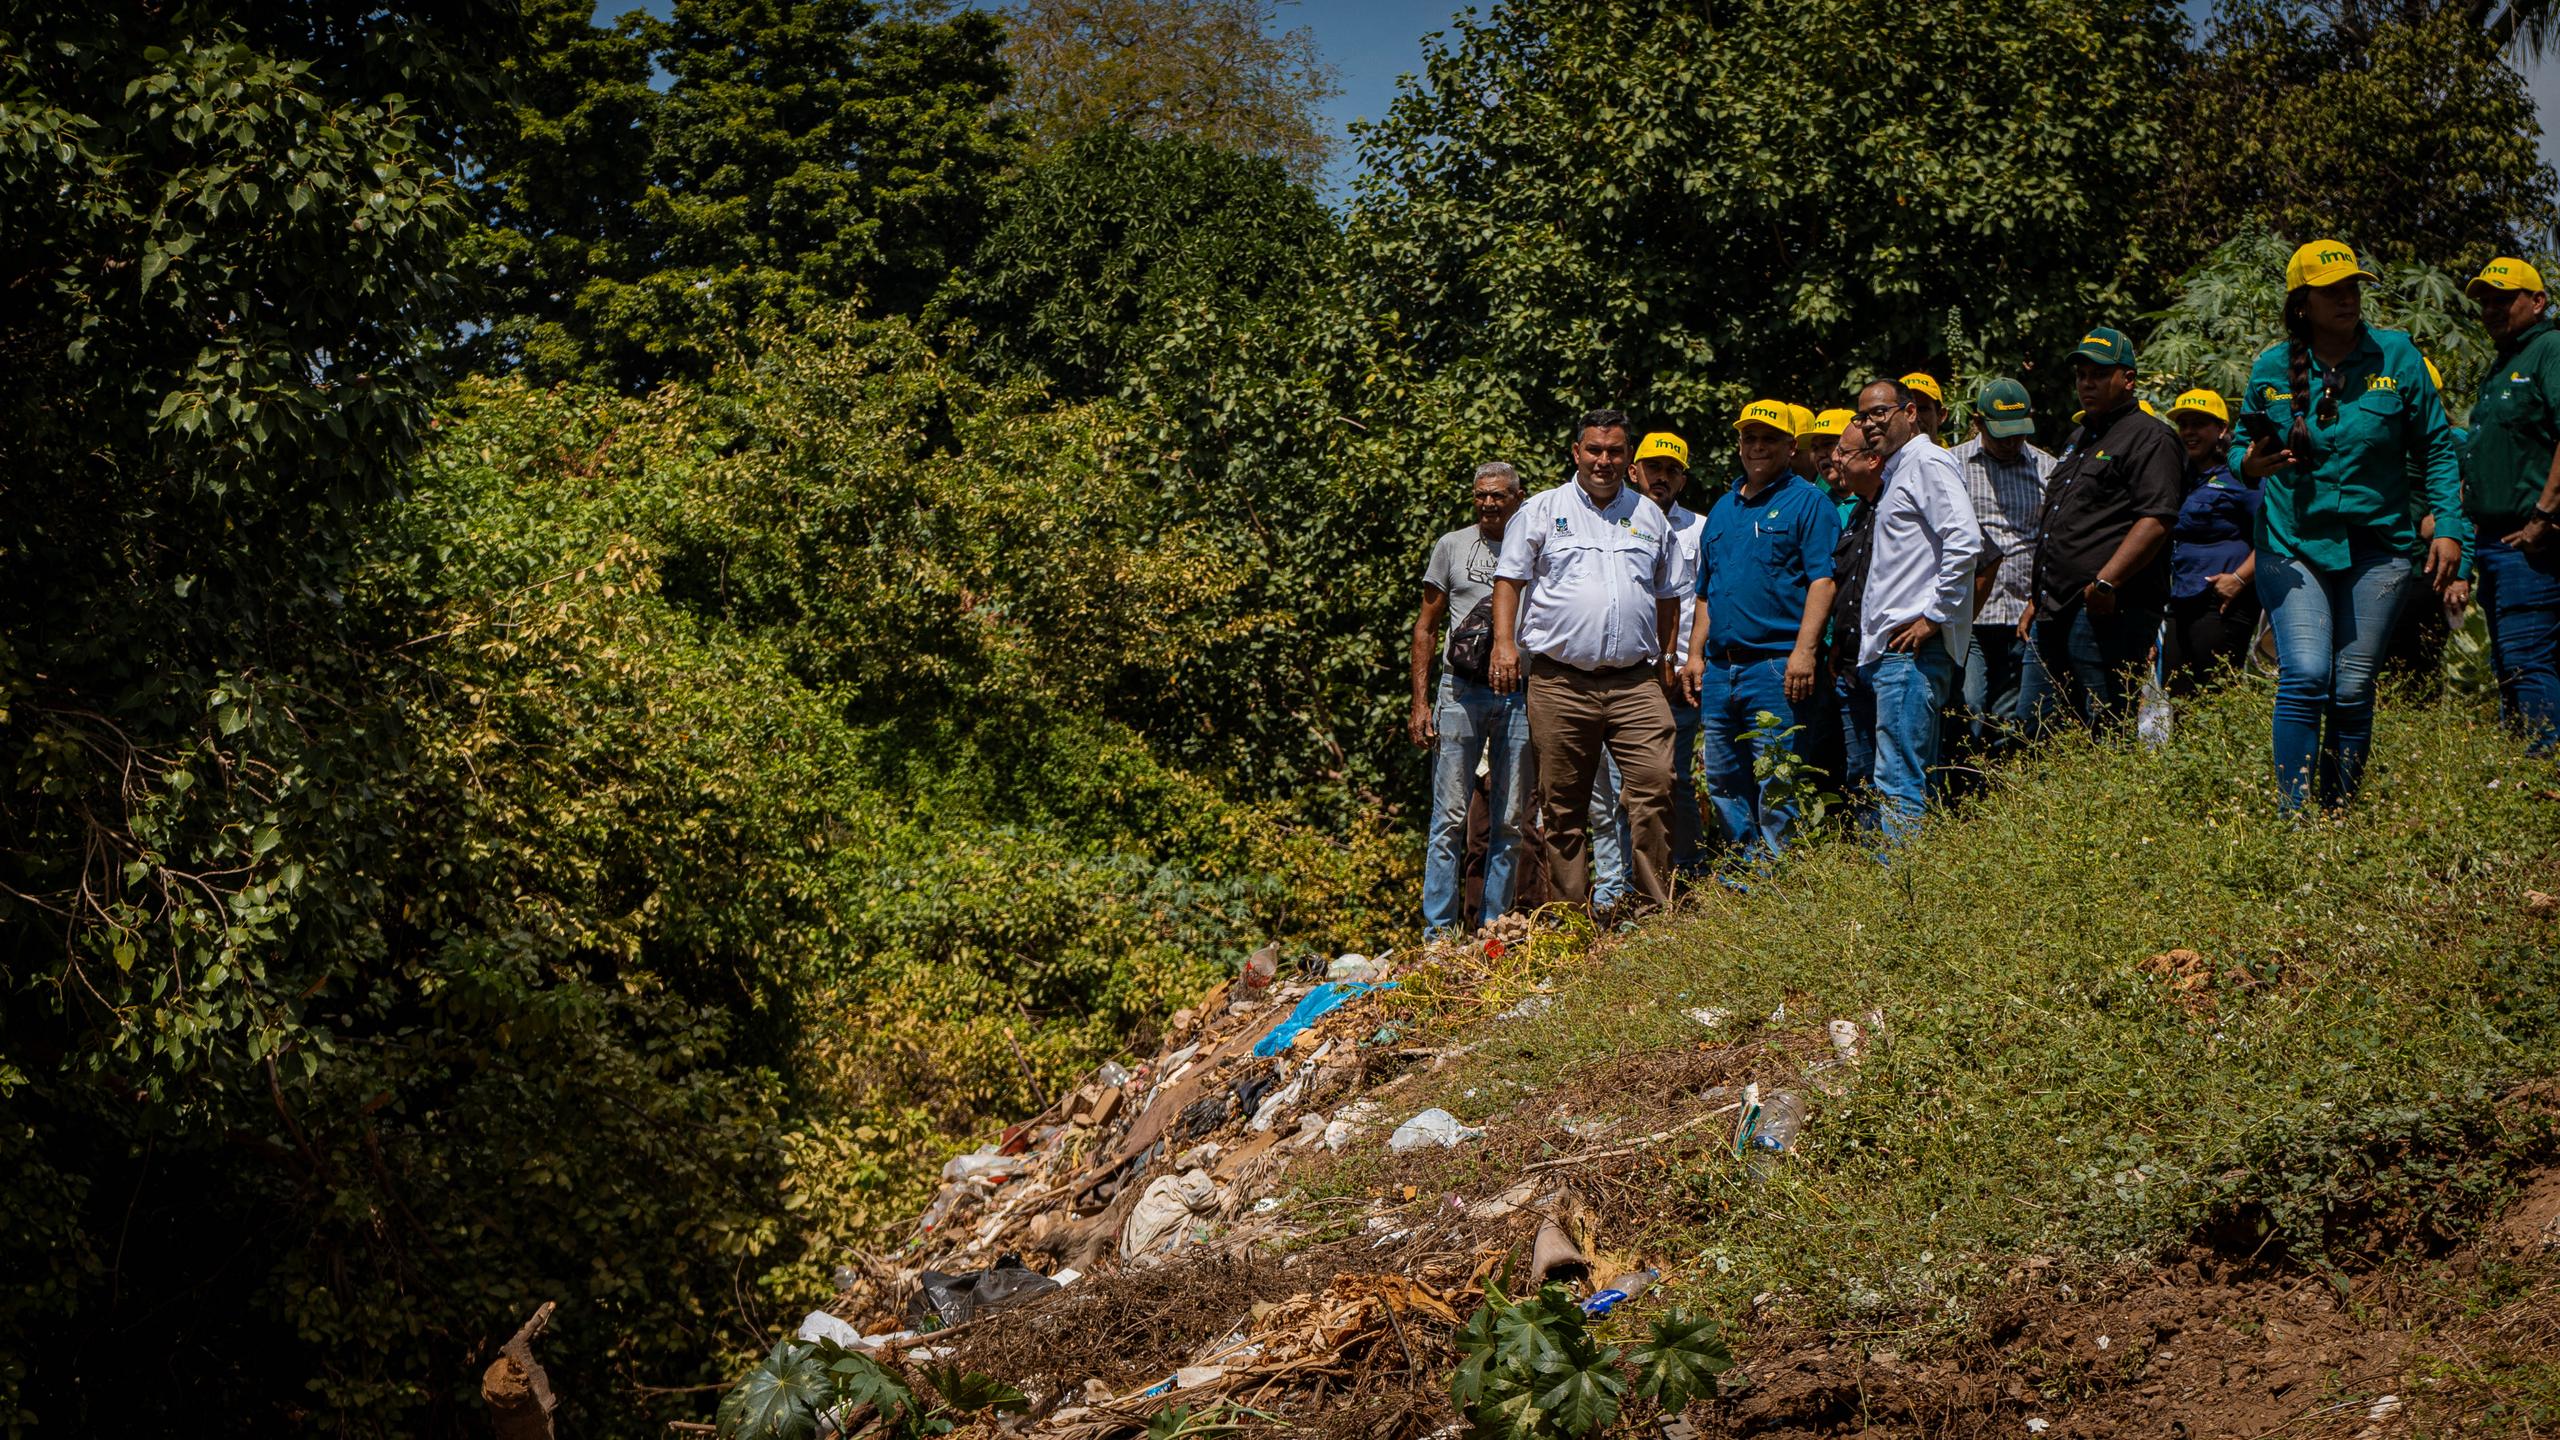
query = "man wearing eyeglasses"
xmin=2019 ymin=328 xmax=2182 ymax=736
xmin=1836 ymin=378 xmax=1985 ymax=839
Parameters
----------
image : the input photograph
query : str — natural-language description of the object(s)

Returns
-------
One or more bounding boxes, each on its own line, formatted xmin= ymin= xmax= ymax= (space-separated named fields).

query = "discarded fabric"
xmin=904 ymin=1255 xmax=1061 ymax=1330
xmin=1122 ymin=1169 xmax=1222 ymax=1259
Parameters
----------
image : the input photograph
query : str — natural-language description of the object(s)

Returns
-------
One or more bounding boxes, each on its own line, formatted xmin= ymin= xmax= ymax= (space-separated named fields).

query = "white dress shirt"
xmin=1664 ymin=503 xmax=1703 ymax=668
xmin=1495 ymin=477 xmax=1686 ymax=670
xmin=1857 ymin=435 xmax=1987 ymax=668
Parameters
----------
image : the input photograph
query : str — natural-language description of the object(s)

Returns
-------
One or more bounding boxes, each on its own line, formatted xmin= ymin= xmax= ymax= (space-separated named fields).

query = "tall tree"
xmin=461 ymin=0 xmax=1021 ymax=386
xmin=1339 ymin=0 xmax=2181 ymax=434
xmin=1000 ymin=0 xmax=1341 ymax=186
xmin=939 ymin=126 xmax=1338 ymax=398
xmin=2149 ymin=1 xmax=2555 ymax=280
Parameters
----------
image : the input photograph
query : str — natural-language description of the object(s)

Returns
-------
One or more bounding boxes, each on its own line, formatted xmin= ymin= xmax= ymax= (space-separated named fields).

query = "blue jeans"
xmin=1421 ymin=674 xmax=1534 ymax=936
xmin=1961 ymin=625 xmax=2037 ymax=756
xmin=1590 ymin=700 xmax=1701 ymax=905
xmin=1695 ymin=655 xmax=1805 ymax=857
xmin=1852 ymin=645 xmax=1957 ymax=842
xmin=2258 ymin=549 xmax=2418 ymax=810
xmin=1836 ymin=667 xmax=1872 ymax=794
xmin=2479 ymin=534 xmax=2560 ymax=756
xmin=2025 ymin=605 xmax=2161 ymax=739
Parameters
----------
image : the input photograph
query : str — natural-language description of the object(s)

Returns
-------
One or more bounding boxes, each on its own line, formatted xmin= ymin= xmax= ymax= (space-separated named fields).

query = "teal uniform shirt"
xmin=2464 ymin=315 xmax=2560 ymax=523
xmin=2230 ymin=324 xmax=2470 ymax=571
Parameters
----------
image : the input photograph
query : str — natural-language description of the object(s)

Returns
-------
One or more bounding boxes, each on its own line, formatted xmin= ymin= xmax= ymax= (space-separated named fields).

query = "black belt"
xmin=1529 ymin=654 xmax=1653 ymax=680
xmin=1707 ymin=646 xmax=1790 ymax=666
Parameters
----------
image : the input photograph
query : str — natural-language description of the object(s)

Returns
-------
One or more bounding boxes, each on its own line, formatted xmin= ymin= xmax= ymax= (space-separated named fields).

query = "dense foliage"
xmin=4 ymin=0 xmax=2556 ymax=1434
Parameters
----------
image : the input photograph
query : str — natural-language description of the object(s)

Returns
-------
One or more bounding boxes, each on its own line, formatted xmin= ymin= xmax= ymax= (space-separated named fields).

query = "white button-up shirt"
xmin=1664 ymin=503 xmax=1703 ymax=667
xmin=1495 ymin=477 xmax=1686 ymax=670
xmin=1857 ymin=436 xmax=1987 ymax=668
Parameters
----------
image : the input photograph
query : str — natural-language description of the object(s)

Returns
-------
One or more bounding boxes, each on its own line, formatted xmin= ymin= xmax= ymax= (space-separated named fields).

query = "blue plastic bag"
xmin=1251 ymin=980 xmax=1395 ymax=1057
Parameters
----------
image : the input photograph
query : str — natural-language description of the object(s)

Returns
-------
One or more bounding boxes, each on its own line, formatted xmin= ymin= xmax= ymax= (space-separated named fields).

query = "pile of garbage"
xmin=783 ymin=913 xmax=1883 ymax=1437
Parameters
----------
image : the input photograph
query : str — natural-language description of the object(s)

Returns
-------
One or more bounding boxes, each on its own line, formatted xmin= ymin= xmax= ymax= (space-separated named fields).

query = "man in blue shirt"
xmin=1676 ymin=399 xmax=1843 ymax=857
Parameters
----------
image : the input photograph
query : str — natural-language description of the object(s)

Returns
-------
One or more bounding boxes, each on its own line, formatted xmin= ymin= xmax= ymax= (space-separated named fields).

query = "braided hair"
xmin=2283 ymin=288 xmax=2343 ymax=456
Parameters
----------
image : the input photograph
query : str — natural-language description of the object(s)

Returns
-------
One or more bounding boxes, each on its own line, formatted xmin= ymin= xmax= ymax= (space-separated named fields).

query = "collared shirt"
xmin=2169 ymin=459 xmax=2261 ymax=601
xmin=1856 ymin=435 xmax=1986 ymax=668
xmin=2464 ymin=316 xmax=2560 ymax=522
xmin=1495 ymin=476 xmax=1685 ymax=670
xmin=1948 ymin=434 xmax=2057 ymax=626
xmin=1694 ymin=471 xmax=1840 ymax=658
xmin=2034 ymin=402 xmax=2184 ymax=612
xmin=1664 ymin=503 xmax=1704 ymax=666
xmin=2231 ymin=323 xmax=2470 ymax=570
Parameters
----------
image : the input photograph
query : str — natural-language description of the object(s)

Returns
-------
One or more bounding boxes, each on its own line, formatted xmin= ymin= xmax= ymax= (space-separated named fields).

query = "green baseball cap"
xmin=2067 ymin=326 xmax=2136 ymax=369
xmin=1975 ymin=377 xmax=2035 ymax=438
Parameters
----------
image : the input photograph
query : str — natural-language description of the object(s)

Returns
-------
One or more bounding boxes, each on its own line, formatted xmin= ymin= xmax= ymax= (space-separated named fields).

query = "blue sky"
xmin=600 ymin=0 xmax=2560 ymax=203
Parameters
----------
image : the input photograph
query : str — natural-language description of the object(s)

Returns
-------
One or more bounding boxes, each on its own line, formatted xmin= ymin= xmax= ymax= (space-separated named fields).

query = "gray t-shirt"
xmin=1423 ymin=525 xmax=1503 ymax=665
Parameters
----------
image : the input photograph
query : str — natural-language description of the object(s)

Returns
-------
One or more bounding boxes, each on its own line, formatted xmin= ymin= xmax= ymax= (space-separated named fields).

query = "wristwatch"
xmin=2534 ymin=502 xmax=2560 ymax=526
xmin=2090 ymin=577 xmax=2118 ymax=597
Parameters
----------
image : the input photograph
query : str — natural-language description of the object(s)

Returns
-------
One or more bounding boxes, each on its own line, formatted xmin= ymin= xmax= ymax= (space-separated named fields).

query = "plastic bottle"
xmin=1751 ymin=1090 xmax=1805 ymax=1155
xmin=1581 ymin=1269 xmax=1660 ymax=1316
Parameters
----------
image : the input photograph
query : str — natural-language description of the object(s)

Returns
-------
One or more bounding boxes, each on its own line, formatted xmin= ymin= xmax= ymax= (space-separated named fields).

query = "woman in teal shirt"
xmin=2234 ymin=239 xmax=2468 ymax=810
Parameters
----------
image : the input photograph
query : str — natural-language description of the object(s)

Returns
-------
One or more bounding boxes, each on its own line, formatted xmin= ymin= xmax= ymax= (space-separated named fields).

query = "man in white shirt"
xmin=1590 ymin=431 xmax=1705 ymax=903
xmin=1836 ymin=378 xmax=1987 ymax=841
xmin=1490 ymin=409 xmax=1687 ymax=915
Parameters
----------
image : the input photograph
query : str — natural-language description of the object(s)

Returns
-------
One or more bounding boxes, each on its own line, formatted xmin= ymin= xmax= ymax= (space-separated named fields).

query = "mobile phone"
xmin=2236 ymin=411 xmax=2284 ymax=447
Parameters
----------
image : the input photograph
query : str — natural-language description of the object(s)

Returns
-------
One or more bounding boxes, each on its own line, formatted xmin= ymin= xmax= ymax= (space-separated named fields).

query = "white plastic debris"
xmin=1388 ymin=1107 xmax=1483 ymax=1152
xmin=1498 ymin=993 xmax=1556 ymax=1021
xmin=1096 ymin=1060 xmax=1132 ymax=1088
xmin=1249 ymin=1075 xmax=1307 ymax=1132
xmin=1328 ymin=954 xmax=1383 ymax=983
xmin=2368 ymin=1395 xmax=2401 ymax=1421
xmin=1325 ymin=1099 xmax=1383 ymax=1152
xmin=1468 ymin=1180 xmax=1537 ymax=1219
xmin=940 ymin=1148 xmax=1033 ymax=1183
xmin=795 ymin=1311 xmax=864 ymax=1347
xmin=1684 ymin=1006 xmax=1731 ymax=1029
xmin=1828 ymin=1019 xmax=1861 ymax=1060
xmin=2025 ymin=1421 xmax=2050 ymax=1435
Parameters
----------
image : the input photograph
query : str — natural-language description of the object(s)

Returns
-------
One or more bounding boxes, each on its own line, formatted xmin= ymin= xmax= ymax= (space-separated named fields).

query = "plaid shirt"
xmin=1950 ymin=435 xmax=2058 ymax=627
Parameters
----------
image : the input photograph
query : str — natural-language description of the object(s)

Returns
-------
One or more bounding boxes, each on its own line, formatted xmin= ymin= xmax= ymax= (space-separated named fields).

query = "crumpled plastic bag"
xmin=904 ymin=1254 xmax=1061 ymax=1330
xmin=1121 ymin=1168 xmax=1223 ymax=1258
xmin=1388 ymin=1108 xmax=1482 ymax=1152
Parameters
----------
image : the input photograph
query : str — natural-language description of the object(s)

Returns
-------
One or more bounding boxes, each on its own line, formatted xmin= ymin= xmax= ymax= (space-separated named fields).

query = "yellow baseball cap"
xmin=1804 ymin=408 xmax=1854 ymax=438
xmin=2424 ymin=357 xmax=2444 ymax=392
xmin=1733 ymin=399 xmax=1795 ymax=435
xmin=1634 ymin=431 xmax=1690 ymax=468
xmin=2285 ymin=239 xmax=2377 ymax=292
xmin=1900 ymin=372 xmax=1944 ymax=405
xmin=2140 ymin=399 xmax=2171 ymax=425
xmin=2166 ymin=388 xmax=2229 ymax=425
xmin=2468 ymin=257 xmax=2544 ymax=298
xmin=1784 ymin=403 xmax=1814 ymax=437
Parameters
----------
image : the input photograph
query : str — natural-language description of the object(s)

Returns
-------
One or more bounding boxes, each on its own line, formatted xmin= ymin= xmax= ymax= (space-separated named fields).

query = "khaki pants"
xmin=1524 ymin=656 xmax=1676 ymax=915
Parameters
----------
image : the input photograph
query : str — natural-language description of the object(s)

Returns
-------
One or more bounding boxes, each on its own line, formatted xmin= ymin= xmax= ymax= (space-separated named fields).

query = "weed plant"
xmin=1388 ymin=681 xmax=2560 ymax=1333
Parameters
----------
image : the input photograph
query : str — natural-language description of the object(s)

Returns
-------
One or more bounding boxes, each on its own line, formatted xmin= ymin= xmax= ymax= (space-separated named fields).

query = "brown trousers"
xmin=1524 ymin=656 xmax=1676 ymax=915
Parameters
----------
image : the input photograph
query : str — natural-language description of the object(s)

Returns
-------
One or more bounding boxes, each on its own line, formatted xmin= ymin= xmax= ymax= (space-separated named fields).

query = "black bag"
xmin=1446 ymin=598 xmax=1495 ymax=683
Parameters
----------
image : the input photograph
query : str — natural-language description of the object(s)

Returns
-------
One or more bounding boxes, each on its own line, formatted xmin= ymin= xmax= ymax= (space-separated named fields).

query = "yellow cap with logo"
xmin=2285 ymin=239 xmax=2378 ymax=291
xmin=1784 ymin=403 xmax=1814 ymax=437
xmin=2167 ymin=388 xmax=2229 ymax=425
xmin=1634 ymin=431 xmax=1690 ymax=468
xmin=1733 ymin=399 xmax=1795 ymax=435
xmin=2467 ymin=257 xmax=2544 ymax=299
xmin=1900 ymin=372 xmax=1944 ymax=405
xmin=1803 ymin=408 xmax=1854 ymax=438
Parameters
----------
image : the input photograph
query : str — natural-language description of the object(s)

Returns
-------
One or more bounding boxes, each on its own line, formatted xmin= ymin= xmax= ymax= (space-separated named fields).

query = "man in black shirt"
xmin=2019 ymin=327 xmax=2181 ymax=736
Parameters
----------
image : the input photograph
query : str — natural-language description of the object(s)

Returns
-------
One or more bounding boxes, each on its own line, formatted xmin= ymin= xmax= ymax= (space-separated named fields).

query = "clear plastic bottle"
xmin=1751 ymin=1090 xmax=1805 ymax=1156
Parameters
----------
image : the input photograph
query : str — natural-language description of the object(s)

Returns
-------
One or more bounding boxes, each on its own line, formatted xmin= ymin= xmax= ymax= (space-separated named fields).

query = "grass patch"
xmin=1344 ymin=682 xmax=2560 ymax=1335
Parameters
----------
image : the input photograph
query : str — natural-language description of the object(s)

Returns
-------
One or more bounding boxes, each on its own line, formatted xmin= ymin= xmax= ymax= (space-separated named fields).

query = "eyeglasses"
xmin=1854 ymin=402 xmax=1906 ymax=424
